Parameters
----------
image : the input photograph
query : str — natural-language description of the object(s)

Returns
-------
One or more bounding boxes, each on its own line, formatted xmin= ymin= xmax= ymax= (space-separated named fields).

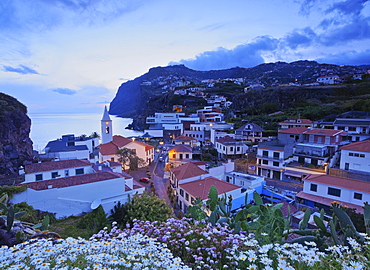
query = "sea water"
xmin=29 ymin=113 xmax=143 ymax=152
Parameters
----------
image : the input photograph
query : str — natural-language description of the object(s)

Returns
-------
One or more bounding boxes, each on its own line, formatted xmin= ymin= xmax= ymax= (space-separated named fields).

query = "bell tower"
xmin=101 ymin=106 xmax=113 ymax=144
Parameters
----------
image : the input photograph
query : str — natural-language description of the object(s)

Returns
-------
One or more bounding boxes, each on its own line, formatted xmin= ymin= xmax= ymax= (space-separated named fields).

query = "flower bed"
xmin=2 ymin=218 xmax=370 ymax=269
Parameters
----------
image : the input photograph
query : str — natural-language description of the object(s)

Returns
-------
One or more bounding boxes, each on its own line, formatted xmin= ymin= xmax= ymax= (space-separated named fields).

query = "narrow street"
xmin=129 ymin=148 xmax=171 ymax=205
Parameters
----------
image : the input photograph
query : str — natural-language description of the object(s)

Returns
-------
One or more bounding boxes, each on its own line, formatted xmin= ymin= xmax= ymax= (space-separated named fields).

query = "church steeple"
xmin=101 ymin=106 xmax=113 ymax=144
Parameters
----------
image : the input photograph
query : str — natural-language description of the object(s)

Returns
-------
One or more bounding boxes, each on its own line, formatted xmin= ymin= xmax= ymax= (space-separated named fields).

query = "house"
xmin=235 ymin=122 xmax=264 ymax=142
xmin=296 ymin=174 xmax=370 ymax=214
xmin=316 ymin=75 xmax=340 ymax=85
xmin=224 ymin=171 xmax=265 ymax=193
xmin=339 ymin=140 xmax=370 ymax=173
xmin=168 ymin=144 xmax=193 ymax=166
xmin=173 ymin=135 xmax=198 ymax=147
xmin=278 ymin=118 xmax=315 ymax=130
xmin=98 ymin=135 xmax=154 ymax=167
xmin=215 ymin=135 xmax=248 ymax=159
xmin=322 ymin=118 xmax=370 ymax=142
xmin=196 ymin=106 xmax=224 ymax=122
xmin=256 ymin=140 xmax=294 ymax=180
xmin=169 ymin=162 xmax=209 ymax=189
xmin=178 ymin=176 xmax=245 ymax=213
xmin=183 ymin=122 xmax=233 ymax=145
xmin=40 ymin=134 xmax=99 ymax=162
xmin=144 ymin=112 xmax=199 ymax=141
xmin=24 ymin=159 xmax=93 ymax=183
xmin=12 ymin=170 xmax=144 ymax=218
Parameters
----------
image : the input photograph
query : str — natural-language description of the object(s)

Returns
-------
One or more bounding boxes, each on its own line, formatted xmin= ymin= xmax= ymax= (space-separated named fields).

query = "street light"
xmin=245 ymin=153 xmax=248 ymax=174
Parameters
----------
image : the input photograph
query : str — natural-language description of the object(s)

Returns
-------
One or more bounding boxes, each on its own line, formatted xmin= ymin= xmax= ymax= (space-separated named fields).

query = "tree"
xmin=109 ymin=192 xmax=173 ymax=228
xmin=116 ymin=148 xmax=145 ymax=171
xmin=90 ymin=131 xmax=100 ymax=138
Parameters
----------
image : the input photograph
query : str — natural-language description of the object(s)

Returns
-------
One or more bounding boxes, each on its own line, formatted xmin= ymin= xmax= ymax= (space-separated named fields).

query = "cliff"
xmin=109 ymin=62 xmax=369 ymax=120
xmin=0 ymin=93 xmax=33 ymax=177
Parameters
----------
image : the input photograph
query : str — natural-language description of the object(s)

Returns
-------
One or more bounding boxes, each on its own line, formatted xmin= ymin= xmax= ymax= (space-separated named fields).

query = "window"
xmin=51 ymin=172 xmax=58 ymax=178
xmin=230 ymin=147 xmax=234 ymax=152
xmin=310 ymin=184 xmax=317 ymax=192
xmin=262 ymin=160 xmax=268 ymax=165
xmin=67 ymin=142 xmax=75 ymax=146
xmin=172 ymin=154 xmax=176 ymax=159
xmin=348 ymin=127 xmax=356 ymax=131
xmin=345 ymin=163 xmax=349 ymax=170
xmin=180 ymin=189 xmax=184 ymax=197
xmin=65 ymin=170 xmax=69 ymax=177
xmin=328 ymin=187 xmax=341 ymax=197
xmin=349 ymin=153 xmax=354 ymax=156
xmin=273 ymin=161 xmax=279 ymax=167
xmin=237 ymin=147 xmax=240 ymax=151
xmin=273 ymin=152 xmax=280 ymax=159
xmin=262 ymin=150 xmax=268 ymax=157
xmin=35 ymin=174 xmax=43 ymax=181
xmin=185 ymin=154 xmax=189 ymax=159
xmin=185 ymin=193 xmax=189 ymax=201
xmin=354 ymin=193 xmax=363 ymax=200
xmin=75 ymin=168 xmax=84 ymax=175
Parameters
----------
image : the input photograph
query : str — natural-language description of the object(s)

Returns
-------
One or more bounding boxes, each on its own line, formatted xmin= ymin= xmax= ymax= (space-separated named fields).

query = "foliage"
xmin=77 ymin=205 xmax=108 ymax=233
xmin=116 ymin=147 xmax=145 ymax=171
xmin=14 ymin=202 xmax=56 ymax=225
xmin=0 ymin=194 xmax=26 ymax=233
xmin=109 ymin=192 xmax=173 ymax=228
xmin=0 ymin=185 xmax=27 ymax=198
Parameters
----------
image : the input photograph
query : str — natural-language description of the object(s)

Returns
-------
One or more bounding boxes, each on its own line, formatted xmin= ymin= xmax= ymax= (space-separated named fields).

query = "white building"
xmin=215 ymin=135 xmax=248 ymax=159
xmin=24 ymin=159 xmax=93 ymax=183
xmin=296 ymin=174 xmax=370 ymax=213
xmin=316 ymin=75 xmax=340 ymax=84
xmin=101 ymin=106 xmax=113 ymax=144
xmin=12 ymin=170 xmax=144 ymax=218
xmin=340 ymin=140 xmax=370 ymax=173
xmin=98 ymin=135 xmax=154 ymax=167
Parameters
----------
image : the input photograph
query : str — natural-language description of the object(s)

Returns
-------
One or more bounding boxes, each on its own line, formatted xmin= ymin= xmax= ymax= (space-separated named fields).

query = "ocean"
xmin=29 ymin=113 xmax=144 ymax=152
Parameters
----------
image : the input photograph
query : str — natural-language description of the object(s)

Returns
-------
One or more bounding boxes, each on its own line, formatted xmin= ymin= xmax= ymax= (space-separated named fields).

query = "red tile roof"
xmin=304 ymin=128 xmax=347 ymax=136
xmin=25 ymin=159 xmax=92 ymax=174
xmin=180 ymin=176 xmax=240 ymax=200
xmin=279 ymin=127 xmax=308 ymax=134
xmin=340 ymin=140 xmax=370 ymax=153
xmin=304 ymin=174 xmax=370 ymax=192
xmin=133 ymin=140 xmax=154 ymax=151
xmin=24 ymin=171 xmax=130 ymax=191
xmin=296 ymin=191 xmax=363 ymax=213
xmin=98 ymin=135 xmax=153 ymax=155
xmin=169 ymin=144 xmax=192 ymax=153
xmin=112 ymin=135 xmax=132 ymax=147
xmin=170 ymin=162 xmax=207 ymax=180
xmin=216 ymin=135 xmax=236 ymax=143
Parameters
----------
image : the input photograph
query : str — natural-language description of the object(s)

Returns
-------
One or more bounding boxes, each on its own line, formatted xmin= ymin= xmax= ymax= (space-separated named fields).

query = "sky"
xmin=1 ymin=0 xmax=370 ymax=114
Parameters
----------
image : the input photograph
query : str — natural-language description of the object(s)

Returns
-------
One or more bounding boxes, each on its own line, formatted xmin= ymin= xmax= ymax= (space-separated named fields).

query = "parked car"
xmin=139 ymin=177 xmax=150 ymax=183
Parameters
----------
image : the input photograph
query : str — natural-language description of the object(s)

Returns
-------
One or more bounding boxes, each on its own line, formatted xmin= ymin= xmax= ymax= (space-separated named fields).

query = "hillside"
xmin=109 ymin=61 xmax=370 ymax=129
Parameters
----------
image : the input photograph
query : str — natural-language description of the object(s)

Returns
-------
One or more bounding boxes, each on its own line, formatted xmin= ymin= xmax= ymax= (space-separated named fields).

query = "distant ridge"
xmin=109 ymin=61 xmax=370 ymax=117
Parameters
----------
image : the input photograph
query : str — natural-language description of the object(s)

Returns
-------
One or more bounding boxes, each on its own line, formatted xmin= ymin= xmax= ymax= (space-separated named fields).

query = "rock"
xmin=0 ymin=93 xmax=33 ymax=178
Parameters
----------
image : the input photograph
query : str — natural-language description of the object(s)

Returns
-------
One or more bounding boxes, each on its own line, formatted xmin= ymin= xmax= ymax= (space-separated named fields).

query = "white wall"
xmin=12 ymin=177 xmax=132 ymax=218
xmin=25 ymin=165 xmax=94 ymax=183
xmin=209 ymin=162 xmax=235 ymax=179
xmin=340 ymin=149 xmax=370 ymax=173
xmin=303 ymin=181 xmax=370 ymax=206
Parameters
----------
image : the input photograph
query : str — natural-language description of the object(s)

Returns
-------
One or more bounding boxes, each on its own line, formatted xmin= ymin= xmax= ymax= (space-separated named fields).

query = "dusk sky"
xmin=1 ymin=0 xmax=370 ymax=113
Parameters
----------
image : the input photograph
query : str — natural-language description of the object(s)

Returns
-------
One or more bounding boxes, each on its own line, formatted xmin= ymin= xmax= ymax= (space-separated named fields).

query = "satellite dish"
xmin=91 ymin=198 xmax=101 ymax=210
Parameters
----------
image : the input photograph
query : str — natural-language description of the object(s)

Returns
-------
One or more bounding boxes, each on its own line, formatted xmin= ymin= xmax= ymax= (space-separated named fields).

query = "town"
xmin=8 ymin=67 xmax=370 ymax=229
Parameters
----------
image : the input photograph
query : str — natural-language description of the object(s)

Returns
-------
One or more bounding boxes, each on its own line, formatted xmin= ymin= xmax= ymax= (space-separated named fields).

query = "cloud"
xmin=0 ymin=0 xmax=143 ymax=33
xmin=326 ymin=0 xmax=369 ymax=16
xmin=172 ymin=36 xmax=278 ymax=70
xmin=51 ymin=88 xmax=77 ymax=95
xmin=283 ymin=27 xmax=316 ymax=49
xmin=3 ymin=65 xmax=40 ymax=75
xmin=317 ymin=49 xmax=370 ymax=65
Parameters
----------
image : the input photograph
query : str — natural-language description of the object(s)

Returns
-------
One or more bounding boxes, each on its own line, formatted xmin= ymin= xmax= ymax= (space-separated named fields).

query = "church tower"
xmin=101 ymin=106 xmax=113 ymax=144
